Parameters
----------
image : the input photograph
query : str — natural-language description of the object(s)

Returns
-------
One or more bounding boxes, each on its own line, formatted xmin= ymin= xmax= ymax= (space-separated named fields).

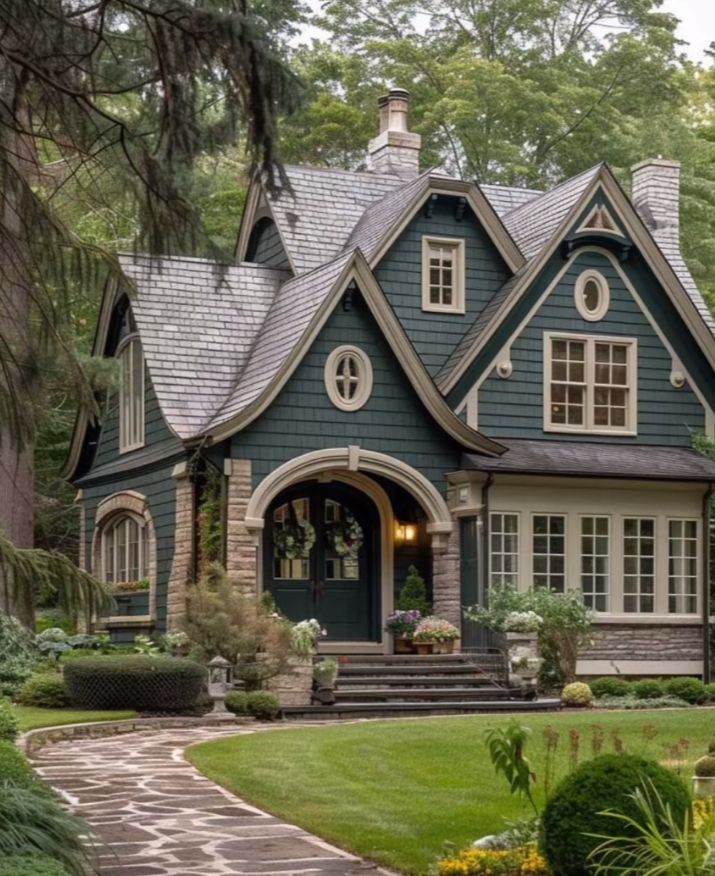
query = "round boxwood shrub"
xmin=589 ymin=676 xmax=631 ymax=698
xmin=225 ymin=691 xmax=249 ymax=715
xmin=246 ymin=691 xmax=281 ymax=721
xmin=561 ymin=682 xmax=592 ymax=707
xmin=663 ymin=676 xmax=706 ymax=705
xmin=63 ymin=655 xmax=206 ymax=711
xmin=694 ymin=755 xmax=715 ymax=777
xmin=0 ymin=856 xmax=70 ymax=876
xmin=631 ymin=678 xmax=665 ymax=700
xmin=20 ymin=674 xmax=70 ymax=708
xmin=541 ymin=753 xmax=690 ymax=875
xmin=0 ymin=740 xmax=37 ymax=788
xmin=703 ymin=683 xmax=715 ymax=704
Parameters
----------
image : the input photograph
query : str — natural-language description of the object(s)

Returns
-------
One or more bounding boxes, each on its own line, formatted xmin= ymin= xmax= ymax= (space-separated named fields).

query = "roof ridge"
xmin=281 ymin=163 xmax=407 ymax=182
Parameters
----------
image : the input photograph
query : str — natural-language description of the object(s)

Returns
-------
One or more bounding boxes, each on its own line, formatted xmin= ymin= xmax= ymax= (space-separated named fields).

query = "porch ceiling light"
xmin=395 ymin=522 xmax=417 ymax=544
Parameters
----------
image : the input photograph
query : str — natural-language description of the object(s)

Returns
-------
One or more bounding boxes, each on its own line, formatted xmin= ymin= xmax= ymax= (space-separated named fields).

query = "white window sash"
xmin=667 ymin=518 xmax=699 ymax=615
xmin=489 ymin=512 xmax=520 ymax=588
xmin=421 ymin=236 xmax=465 ymax=314
xmin=579 ymin=515 xmax=611 ymax=612
xmin=118 ymin=336 xmax=145 ymax=452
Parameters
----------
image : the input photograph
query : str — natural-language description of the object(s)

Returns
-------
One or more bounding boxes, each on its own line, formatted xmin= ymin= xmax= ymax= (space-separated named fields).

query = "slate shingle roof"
xmin=208 ymin=250 xmax=355 ymax=430
xmin=266 ymin=165 xmax=403 ymax=275
xmin=480 ymin=183 xmax=541 ymax=217
xmin=462 ymin=439 xmax=715 ymax=481
xmin=120 ymin=255 xmax=286 ymax=438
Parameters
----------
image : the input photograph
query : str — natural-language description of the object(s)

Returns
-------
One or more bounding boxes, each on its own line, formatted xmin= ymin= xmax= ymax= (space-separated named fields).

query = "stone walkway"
xmin=30 ymin=726 xmax=393 ymax=876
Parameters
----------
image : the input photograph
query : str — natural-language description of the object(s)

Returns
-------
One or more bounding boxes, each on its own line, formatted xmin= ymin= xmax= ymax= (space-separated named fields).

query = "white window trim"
xmin=100 ymin=511 xmax=149 ymax=585
xmin=578 ymin=513 xmax=611 ymax=613
xmin=543 ymin=331 xmax=638 ymax=436
xmin=421 ymin=235 xmax=466 ymax=314
xmin=488 ymin=511 xmax=520 ymax=588
xmin=574 ymin=269 xmax=610 ymax=322
xmin=324 ymin=345 xmax=373 ymax=412
xmin=117 ymin=334 xmax=145 ymax=453
xmin=666 ymin=516 xmax=700 ymax=616
xmin=531 ymin=512 xmax=567 ymax=591
xmin=622 ymin=515 xmax=657 ymax=615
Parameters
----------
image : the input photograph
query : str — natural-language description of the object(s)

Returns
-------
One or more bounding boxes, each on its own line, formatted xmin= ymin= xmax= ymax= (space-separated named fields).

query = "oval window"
xmin=324 ymin=346 xmax=373 ymax=411
xmin=575 ymin=270 xmax=609 ymax=321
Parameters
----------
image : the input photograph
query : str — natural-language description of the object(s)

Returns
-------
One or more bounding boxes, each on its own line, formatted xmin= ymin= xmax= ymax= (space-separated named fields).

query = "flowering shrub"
xmin=384 ymin=609 xmax=421 ymax=637
xmin=413 ymin=616 xmax=460 ymax=643
xmin=503 ymin=611 xmax=542 ymax=633
xmin=561 ymin=682 xmax=593 ymax=707
xmin=438 ymin=846 xmax=549 ymax=875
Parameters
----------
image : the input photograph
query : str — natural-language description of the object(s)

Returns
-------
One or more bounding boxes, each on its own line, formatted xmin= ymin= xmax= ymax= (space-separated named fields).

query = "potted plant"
xmin=413 ymin=617 xmax=460 ymax=654
xmin=384 ymin=610 xmax=421 ymax=653
xmin=313 ymin=657 xmax=339 ymax=705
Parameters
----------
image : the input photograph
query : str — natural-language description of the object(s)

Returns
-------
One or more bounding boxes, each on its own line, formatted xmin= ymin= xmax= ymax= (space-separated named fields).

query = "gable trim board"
xmin=440 ymin=166 xmax=715 ymax=398
xmin=205 ymin=250 xmax=505 ymax=456
xmin=365 ymin=176 xmax=525 ymax=273
xmin=460 ymin=246 xmax=715 ymax=435
xmin=576 ymin=203 xmax=624 ymax=237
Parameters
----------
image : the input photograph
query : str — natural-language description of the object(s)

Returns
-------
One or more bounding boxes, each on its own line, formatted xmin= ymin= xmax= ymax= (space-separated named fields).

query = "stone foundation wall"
xmin=581 ymin=624 xmax=704 ymax=663
xmin=432 ymin=525 xmax=460 ymax=628
xmin=225 ymin=458 xmax=257 ymax=596
xmin=166 ymin=468 xmax=194 ymax=630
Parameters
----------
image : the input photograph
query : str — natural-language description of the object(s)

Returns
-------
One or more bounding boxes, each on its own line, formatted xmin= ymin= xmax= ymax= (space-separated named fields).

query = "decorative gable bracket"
xmin=561 ymin=234 xmax=632 ymax=263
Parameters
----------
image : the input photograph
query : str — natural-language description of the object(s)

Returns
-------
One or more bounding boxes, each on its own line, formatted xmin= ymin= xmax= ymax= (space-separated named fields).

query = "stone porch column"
xmin=431 ymin=524 xmax=461 ymax=628
xmin=224 ymin=458 xmax=257 ymax=596
xmin=166 ymin=462 xmax=195 ymax=630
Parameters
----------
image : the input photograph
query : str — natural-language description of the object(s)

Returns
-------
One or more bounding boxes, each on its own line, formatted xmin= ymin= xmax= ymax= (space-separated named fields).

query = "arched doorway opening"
xmin=264 ymin=480 xmax=380 ymax=641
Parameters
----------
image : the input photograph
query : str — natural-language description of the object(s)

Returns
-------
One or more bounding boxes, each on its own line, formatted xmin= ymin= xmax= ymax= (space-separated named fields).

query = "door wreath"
xmin=325 ymin=512 xmax=364 ymax=558
xmin=274 ymin=504 xmax=316 ymax=559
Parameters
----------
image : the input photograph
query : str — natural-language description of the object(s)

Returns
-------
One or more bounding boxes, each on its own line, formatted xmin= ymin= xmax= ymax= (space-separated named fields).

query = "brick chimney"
xmin=631 ymin=158 xmax=681 ymax=245
xmin=367 ymin=88 xmax=421 ymax=177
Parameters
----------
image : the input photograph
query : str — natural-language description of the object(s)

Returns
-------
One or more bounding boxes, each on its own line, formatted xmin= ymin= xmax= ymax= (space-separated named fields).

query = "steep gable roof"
xmin=480 ymin=183 xmax=541 ymax=217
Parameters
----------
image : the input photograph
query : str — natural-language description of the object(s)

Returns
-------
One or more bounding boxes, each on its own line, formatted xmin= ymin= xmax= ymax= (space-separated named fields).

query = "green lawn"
xmin=187 ymin=709 xmax=715 ymax=875
xmin=14 ymin=706 xmax=137 ymax=731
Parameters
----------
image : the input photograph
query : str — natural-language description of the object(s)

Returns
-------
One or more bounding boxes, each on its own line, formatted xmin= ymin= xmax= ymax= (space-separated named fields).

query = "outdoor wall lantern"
xmin=395 ymin=522 xmax=418 ymax=544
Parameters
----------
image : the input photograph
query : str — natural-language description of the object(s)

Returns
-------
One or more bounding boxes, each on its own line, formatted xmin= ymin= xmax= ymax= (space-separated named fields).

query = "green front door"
xmin=264 ymin=483 xmax=378 ymax=641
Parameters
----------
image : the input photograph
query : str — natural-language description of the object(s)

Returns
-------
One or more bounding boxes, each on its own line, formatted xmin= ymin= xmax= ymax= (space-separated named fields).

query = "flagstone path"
xmin=30 ymin=725 xmax=394 ymax=876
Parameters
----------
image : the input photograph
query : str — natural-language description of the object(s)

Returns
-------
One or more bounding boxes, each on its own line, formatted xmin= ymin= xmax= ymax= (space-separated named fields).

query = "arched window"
xmin=101 ymin=513 xmax=149 ymax=585
xmin=118 ymin=336 xmax=144 ymax=451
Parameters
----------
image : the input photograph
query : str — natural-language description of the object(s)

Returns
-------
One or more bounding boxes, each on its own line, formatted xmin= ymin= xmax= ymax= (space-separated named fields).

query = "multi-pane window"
xmin=532 ymin=515 xmax=566 ymax=591
xmin=580 ymin=516 xmax=610 ymax=612
xmin=623 ymin=517 xmax=655 ymax=613
xmin=273 ymin=498 xmax=312 ymax=580
xmin=102 ymin=514 xmax=149 ymax=584
xmin=118 ymin=337 xmax=145 ymax=451
xmin=489 ymin=513 xmax=519 ymax=587
xmin=668 ymin=520 xmax=698 ymax=614
xmin=422 ymin=237 xmax=464 ymax=313
xmin=546 ymin=335 xmax=635 ymax=433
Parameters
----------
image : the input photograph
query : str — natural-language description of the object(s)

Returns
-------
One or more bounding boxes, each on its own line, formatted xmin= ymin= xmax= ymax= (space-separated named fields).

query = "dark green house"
xmin=66 ymin=89 xmax=715 ymax=677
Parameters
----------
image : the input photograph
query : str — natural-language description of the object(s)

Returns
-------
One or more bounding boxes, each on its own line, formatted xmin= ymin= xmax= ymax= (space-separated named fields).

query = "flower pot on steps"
xmin=414 ymin=642 xmax=434 ymax=655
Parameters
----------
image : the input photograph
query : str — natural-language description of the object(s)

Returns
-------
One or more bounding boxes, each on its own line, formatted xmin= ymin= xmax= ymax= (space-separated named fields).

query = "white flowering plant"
xmin=291 ymin=618 xmax=326 ymax=658
xmin=503 ymin=611 xmax=543 ymax=633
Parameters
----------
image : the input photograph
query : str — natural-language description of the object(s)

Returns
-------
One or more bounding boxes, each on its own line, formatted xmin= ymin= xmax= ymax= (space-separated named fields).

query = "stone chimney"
xmin=631 ymin=158 xmax=681 ymax=244
xmin=367 ymin=88 xmax=421 ymax=177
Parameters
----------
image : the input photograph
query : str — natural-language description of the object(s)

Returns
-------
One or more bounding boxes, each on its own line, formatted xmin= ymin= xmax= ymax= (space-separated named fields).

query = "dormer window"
xmin=118 ymin=336 xmax=145 ymax=452
xmin=422 ymin=236 xmax=465 ymax=314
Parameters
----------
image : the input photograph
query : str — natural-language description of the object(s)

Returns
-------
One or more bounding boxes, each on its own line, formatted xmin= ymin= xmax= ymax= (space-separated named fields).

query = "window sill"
xmin=119 ymin=441 xmax=146 ymax=455
xmin=592 ymin=614 xmax=701 ymax=625
xmin=421 ymin=305 xmax=466 ymax=315
xmin=543 ymin=425 xmax=637 ymax=437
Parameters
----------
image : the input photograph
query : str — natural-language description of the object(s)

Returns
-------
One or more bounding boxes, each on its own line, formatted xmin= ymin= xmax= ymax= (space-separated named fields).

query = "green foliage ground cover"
xmin=188 ymin=709 xmax=715 ymax=875
xmin=13 ymin=707 xmax=136 ymax=732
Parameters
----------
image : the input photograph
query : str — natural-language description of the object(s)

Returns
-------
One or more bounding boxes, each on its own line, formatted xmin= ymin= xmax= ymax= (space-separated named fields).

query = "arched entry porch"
xmin=226 ymin=447 xmax=456 ymax=653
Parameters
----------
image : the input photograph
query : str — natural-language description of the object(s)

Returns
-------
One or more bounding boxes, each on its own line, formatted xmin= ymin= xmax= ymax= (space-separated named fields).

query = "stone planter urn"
xmin=505 ymin=631 xmax=541 ymax=691
xmin=693 ymin=776 xmax=715 ymax=799
xmin=267 ymin=656 xmax=313 ymax=707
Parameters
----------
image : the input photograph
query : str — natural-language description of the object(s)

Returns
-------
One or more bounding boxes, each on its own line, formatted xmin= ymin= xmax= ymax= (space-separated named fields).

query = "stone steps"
xmin=283 ymin=699 xmax=562 ymax=720
xmin=337 ymin=674 xmax=498 ymax=688
xmin=335 ymin=686 xmax=521 ymax=701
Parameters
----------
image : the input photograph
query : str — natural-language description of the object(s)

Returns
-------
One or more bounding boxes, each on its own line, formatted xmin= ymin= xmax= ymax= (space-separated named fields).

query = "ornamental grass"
xmin=437 ymin=845 xmax=549 ymax=876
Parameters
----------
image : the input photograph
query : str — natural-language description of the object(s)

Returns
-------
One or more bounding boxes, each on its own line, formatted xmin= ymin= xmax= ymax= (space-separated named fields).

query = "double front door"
xmin=264 ymin=483 xmax=378 ymax=641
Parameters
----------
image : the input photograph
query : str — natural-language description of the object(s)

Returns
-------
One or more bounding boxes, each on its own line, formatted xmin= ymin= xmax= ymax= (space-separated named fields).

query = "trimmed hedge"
xmin=63 ymin=655 xmax=206 ymax=711
xmin=0 ymin=856 xmax=70 ymax=876
xmin=631 ymin=679 xmax=665 ymax=700
xmin=663 ymin=676 xmax=706 ymax=705
xmin=541 ymin=754 xmax=690 ymax=875
xmin=705 ymin=683 xmax=715 ymax=703
xmin=225 ymin=691 xmax=248 ymax=715
xmin=20 ymin=674 xmax=70 ymax=708
xmin=226 ymin=690 xmax=281 ymax=720
xmin=589 ymin=677 xmax=630 ymax=698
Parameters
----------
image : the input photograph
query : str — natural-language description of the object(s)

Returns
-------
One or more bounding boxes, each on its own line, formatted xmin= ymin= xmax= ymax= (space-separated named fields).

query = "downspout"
xmin=703 ymin=483 xmax=713 ymax=683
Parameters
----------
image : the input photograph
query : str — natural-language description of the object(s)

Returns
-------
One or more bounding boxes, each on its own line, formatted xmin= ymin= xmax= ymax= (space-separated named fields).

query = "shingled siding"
xmin=80 ymin=463 xmax=178 ymax=635
xmin=252 ymin=219 xmax=290 ymax=270
xmin=375 ymin=194 xmax=510 ymax=375
xmin=476 ymin=248 xmax=705 ymax=443
xmin=231 ymin=294 xmax=463 ymax=490
xmin=93 ymin=367 xmax=178 ymax=468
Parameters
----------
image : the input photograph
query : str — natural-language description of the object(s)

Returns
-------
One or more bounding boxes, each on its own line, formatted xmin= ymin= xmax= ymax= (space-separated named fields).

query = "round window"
xmin=324 ymin=346 xmax=373 ymax=412
xmin=575 ymin=270 xmax=609 ymax=321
